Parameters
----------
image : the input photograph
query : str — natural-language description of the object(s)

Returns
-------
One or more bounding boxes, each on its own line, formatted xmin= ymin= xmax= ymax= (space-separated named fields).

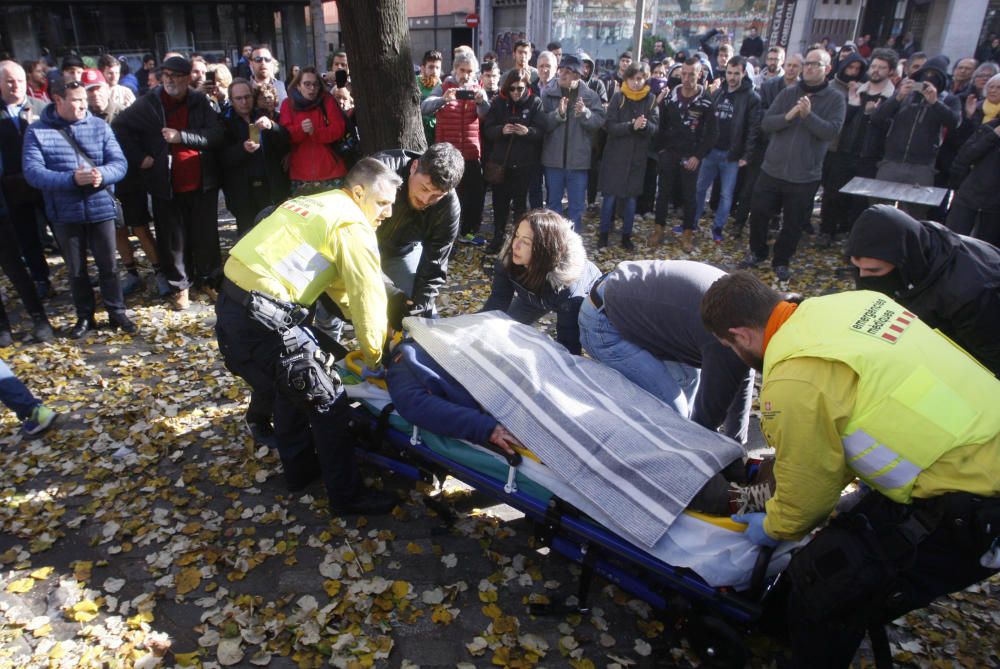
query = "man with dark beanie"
xmin=742 ymin=48 xmax=845 ymax=281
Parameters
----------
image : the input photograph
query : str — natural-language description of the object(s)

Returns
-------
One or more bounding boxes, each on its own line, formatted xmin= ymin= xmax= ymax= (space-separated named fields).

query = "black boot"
xmin=597 ymin=232 xmax=609 ymax=249
xmin=31 ymin=314 xmax=54 ymax=343
xmin=69 ymin=317 xmax=98 ymax=340
xmin=108 ymin=311 xmax=138 ymax=334
xmin=621 ymin=234 xmax=635 ymax=251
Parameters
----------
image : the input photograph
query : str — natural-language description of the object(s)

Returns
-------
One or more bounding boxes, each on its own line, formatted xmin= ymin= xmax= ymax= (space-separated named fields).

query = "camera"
xmin=455 ymin=89 xmax=476 ymax=100
xmin=205 ymin=70 xmax=216 ymax=85
xmin=334 ymin=69 xmax=348 ymax=89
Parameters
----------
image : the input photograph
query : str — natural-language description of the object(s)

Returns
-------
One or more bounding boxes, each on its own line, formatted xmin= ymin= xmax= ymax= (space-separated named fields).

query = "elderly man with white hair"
xmin=0 ymin=60 xmax=51 ymax=298
xmin=421 ymin=51 xmax=491 ymax=244
xmin=534 ymin=50 xmax=558 ymax=96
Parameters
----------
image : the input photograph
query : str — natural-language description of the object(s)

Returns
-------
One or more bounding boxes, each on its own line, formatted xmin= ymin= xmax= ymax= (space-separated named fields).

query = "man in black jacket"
xmin=871 ymin=55 xmax=961 ymax=219
xmin=0 ymin=60 xmax=50 ymax=298
xmin=739 ymin=26 xmax=764 ymax=59
xmin=372 ymin=144 xmax=464 ymax=319
xmin=690 ymin=55 xmax=760 ymax=249
xmin=650 ymin=57 xmax=716 ymax=247
xmin=112 ymin=56 xmax=224 ymax=310
xmin=847 ymin=205 xmax=1000 ymax=377
xmin=218 ymin=78 xmax=290 ymax=237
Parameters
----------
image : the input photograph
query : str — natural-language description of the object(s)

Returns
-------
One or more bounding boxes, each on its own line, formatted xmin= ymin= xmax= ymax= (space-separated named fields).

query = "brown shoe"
xmin=169 ymin=288 xmax=190 ymax=311
xmin=649 ymin=225 xmax=665 ymax=246
xmin=681 ymin=229 xmax=694 ymax=253
xmin=202 ymin=286 xmax=219 ymax=303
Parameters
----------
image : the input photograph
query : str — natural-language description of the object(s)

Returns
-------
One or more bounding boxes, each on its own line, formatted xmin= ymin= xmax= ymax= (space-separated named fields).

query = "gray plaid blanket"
xmin=405 ymin=312 xmax=743 ymax=548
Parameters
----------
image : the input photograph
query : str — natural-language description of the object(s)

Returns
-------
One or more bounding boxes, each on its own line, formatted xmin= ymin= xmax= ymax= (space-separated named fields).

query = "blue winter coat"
xmin=21 ymin=105 xmax=128 ymax=226
xmin=385 ymin=341 xmax=497 ymax=445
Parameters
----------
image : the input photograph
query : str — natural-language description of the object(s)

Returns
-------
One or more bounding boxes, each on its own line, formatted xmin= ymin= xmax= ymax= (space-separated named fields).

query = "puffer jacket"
xmin=431 ymin=80 xmax=485 ymax=161
xmin=482 ymin=228 xmax=601 ymax=354
xmin=482 ymin=89 xmax=544 ymax=167
xmin=540 ymin=81 xmax=606 ymax=171
xmin=21 ymin=105 xmax=127 ymax=225
xmin=279 ymin=92 xmax=346 ymax=182
xmin=111 ymin=86 xmax=223 ymax=200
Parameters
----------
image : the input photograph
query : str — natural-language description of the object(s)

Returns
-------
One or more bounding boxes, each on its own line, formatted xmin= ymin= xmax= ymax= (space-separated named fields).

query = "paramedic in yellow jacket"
xmin=700 ymin=271 xmax=1000 ymax=669
xmin=215 ymin=158 xmax=402 ymax=517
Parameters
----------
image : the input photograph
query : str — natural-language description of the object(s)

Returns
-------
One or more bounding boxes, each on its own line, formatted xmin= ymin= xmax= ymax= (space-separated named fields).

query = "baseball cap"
xmin=61 ymin=55 xmax=85 ymax=71
xmin=81 ymin=69 xmax=107 ymax=89
xmin=558 ymin=54 xmax=585 ymax=76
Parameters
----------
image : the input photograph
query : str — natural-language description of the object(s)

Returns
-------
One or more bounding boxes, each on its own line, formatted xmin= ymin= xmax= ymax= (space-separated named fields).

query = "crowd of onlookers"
xmin=0 ymin=26 xmax=998 ymax=349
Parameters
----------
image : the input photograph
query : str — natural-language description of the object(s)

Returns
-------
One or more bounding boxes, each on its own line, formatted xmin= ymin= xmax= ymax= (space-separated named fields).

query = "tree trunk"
xmin=311 ymin=0 xmax=326 ymax=71
xmin=336 ymin=0 xmax=427 ymax=153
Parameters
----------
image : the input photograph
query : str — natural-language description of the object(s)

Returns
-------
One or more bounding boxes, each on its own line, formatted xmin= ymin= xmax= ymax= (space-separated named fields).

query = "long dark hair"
xmin=502 ymin=209 xmax=574 ymax=293
xmin=500 ymin=68 xmax=531 ymax=100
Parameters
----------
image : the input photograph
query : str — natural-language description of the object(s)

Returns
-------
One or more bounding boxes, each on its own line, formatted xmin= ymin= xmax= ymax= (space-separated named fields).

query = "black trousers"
xmin=53 ymin=219 xmax=125 ymax=319
xmin=654 ymin=151 xmax=698 ymax=230
xmin=229 ymin=181 xmax=276 ymax=238
xmin=748 ymin=172 xmax=820 ymax=266
xmin=636 ymin=157 xmax=658 ymax=215
xmin=819 ymin=152 xmax=860 ymax=236
xmin=457 ymin=159 xmax=485 ymax=236
xmin=214 ymin=293 xmax=359 ymax=505
xmin=784 ymin=492 xmax=998 ymax=668
xmin=152 ymin=188 xmax=221 ymax=291
xmin=8 ymin=202 xmax=50 ymax=285
xmin=732 ymin=158 xmax=763 ymax=229
xmin=0 ymin=216 xmax=46 ymax=327
xmin=947 ymin=203 xmax=1000 ymax=248
xmin=491 ymin=164 xmax=535 ymax=243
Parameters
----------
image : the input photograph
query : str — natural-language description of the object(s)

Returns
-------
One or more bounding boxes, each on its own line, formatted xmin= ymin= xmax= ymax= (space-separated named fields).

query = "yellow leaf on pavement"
xmin=30 ymin=566 xmax=54 ymax=580
xmin=68 ymin=599 xmax=100 ymax=622
xmin=176 ymin=566 xmax=202 ymax=595
xmin=6 ymin=578 xmax=34 ymax=594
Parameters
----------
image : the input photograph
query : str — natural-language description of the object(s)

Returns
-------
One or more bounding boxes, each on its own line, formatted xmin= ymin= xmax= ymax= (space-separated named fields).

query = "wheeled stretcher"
xmin=338 ymin=350 xmax=793 ymax=667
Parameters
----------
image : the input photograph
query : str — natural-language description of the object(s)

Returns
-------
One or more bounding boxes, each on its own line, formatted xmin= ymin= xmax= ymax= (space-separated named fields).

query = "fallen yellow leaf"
xmin=176 ymin=566 xmax=202 ymax=595
xmin=6 ymin=578 xmax=34 ymax=594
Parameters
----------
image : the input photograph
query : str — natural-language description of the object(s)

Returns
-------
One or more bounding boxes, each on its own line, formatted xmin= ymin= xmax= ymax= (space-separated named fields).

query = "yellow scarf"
xmin=622 ymin=84 xmax=650 ymax=102
xmin=983 ymin=99 xmax=1000 ymax=123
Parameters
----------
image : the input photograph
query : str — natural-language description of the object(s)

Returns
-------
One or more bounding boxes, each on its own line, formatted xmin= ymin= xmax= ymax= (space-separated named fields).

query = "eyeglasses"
xmin=300 ymin=80 xmax=320 ymax=88
xmin=253 ymin=56 xmax=273 ymax=64
xmin=509 ymin=85 xmax=526 ymax=91
xmin=803 ymin=61 xmax=825 ymax=68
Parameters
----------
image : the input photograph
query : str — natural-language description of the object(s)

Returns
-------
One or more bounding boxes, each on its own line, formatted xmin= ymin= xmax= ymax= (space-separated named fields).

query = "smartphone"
xmin=334 ymin=69 xmax=348 ymax=89
xmin=456 ymin=89 xmax=476 ymax=100
xmin=206 ymin=70 xmax=216 ymax=85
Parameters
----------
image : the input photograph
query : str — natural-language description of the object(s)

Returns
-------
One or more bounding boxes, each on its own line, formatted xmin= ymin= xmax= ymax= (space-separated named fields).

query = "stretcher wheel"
xmin=685 ymin=614 xmax=748 ymax=668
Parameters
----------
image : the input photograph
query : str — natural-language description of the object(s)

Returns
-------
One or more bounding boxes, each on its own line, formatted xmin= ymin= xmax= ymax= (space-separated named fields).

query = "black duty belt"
xmin=222 ymin=278 xmax=253 ymax=308
xmin=589 ymin=272 xmax=611 ymax=311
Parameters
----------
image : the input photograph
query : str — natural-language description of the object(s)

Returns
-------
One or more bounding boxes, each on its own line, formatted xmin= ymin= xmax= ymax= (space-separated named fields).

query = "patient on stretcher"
xmin=385 ymin=340 xmax=769 ymax=516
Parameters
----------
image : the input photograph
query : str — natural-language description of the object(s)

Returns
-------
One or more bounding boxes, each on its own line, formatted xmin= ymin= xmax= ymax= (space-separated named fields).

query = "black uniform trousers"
xmin=783 ymin=491 xmax=998 ymax=668
xmin=214 ymin=292 xmax=360 ymax=505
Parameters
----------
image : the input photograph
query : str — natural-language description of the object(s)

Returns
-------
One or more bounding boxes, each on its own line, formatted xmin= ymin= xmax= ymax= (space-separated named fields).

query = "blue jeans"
xmin=544 ymin=167 xmax=588 ymax=232
xmin=599 ymin=194 xmax=637 ymax=236
xmin=0 ymin=358 xmax=40 ymax=420
xmin=694 ymin=148 xmax=740 ymax=231
xmin=578 ymin=283 xmax=700 ymax=417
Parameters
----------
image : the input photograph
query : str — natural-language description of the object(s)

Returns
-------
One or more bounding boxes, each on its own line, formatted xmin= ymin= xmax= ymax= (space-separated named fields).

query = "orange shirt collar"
xmin=762 ymin=301 xmax=798 ymax=355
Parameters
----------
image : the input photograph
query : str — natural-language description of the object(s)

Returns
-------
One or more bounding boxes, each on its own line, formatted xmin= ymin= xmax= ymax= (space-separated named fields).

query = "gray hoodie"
xmin=540 ymin=81 xmax=606 ymax=171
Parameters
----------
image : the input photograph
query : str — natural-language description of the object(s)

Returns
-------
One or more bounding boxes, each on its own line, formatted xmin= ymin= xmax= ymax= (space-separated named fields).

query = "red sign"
xmin=465 ymin=13 xmax=480 ymax=28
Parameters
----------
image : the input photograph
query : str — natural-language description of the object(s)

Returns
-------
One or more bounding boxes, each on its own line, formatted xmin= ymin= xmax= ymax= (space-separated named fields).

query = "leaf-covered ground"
xmin=0 ymin=203 xmax=997 ymax=669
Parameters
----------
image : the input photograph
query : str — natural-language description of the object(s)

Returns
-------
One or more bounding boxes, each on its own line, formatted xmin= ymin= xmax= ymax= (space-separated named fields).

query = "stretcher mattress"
xmin=341 ymin=372 xmax=798 ymax=590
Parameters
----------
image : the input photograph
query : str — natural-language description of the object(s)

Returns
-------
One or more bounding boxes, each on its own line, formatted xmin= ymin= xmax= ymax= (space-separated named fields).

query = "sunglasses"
xmin=253 ymin=56 xmax=273 ymax=64
xmin=60 ymin=80 xmax=85 ymax=90
xmin=509 ymin=85 xmax=526 ymax=91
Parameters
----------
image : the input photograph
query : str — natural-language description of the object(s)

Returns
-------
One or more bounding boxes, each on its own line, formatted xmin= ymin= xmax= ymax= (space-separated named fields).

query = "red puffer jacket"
xmin=434 ymin=81 xmax=482 ymax=160
xmin=279 ymin=93 xmax=346 ymax=182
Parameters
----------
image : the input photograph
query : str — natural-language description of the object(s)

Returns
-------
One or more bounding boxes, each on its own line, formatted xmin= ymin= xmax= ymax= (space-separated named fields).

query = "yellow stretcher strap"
xmin=683 ymin=510 xmax=747 ymax=533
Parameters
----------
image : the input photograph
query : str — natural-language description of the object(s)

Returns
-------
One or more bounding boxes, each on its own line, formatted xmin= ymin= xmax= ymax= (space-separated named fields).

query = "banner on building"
xmin=768 ymin=0 xmax=798 ymax=48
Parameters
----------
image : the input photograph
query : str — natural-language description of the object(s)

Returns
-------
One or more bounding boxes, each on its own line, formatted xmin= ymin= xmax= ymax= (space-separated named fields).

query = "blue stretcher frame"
xmin=347 ymin=401 xmax=770 ymax=628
